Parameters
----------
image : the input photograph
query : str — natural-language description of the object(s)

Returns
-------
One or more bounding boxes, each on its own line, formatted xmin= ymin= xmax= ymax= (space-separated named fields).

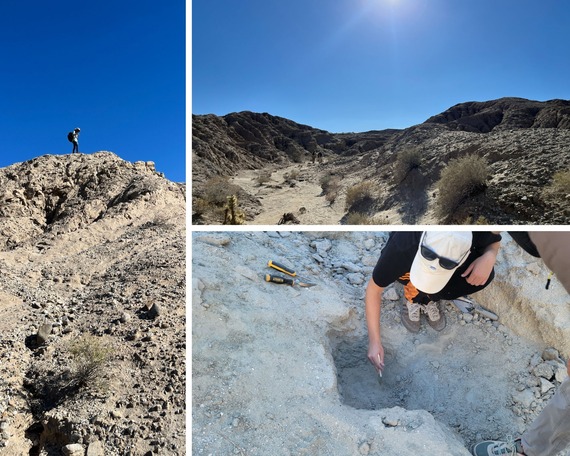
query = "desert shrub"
xmin=393 ymin=148 xmax=422 ymax=183
xmin=319 ymin=173 xmax=334 ymax=192
xmin=344 ymin=212 xmax=388 ymax=225
xmin=320 ymin=173 xmax=341 ymax=201
xmin=26 ymin=334 xmax=114 ymax=413
xmin=435 ymin=155 xmax=489 ymax=219
xmin=202 ymin=176 xmax=241 ymax=206
xmin=68 ymin=335 xmax=113 ymax=390
xmin=542 ymin=169 xmax=570 ymax=204
xmin=325 ymin=189 xmax=338 ymax=205
xmin=461 ymin=215 xmax=490 ymax=225
xmin=192 ymin=197 xmax=210 ymax=217
xmin=255 ymin=171 xmax=272 ymax=186
xmin=284 ymin=169 xmax=300 ymax=183
xmin=345 ymin=181 xmax=375 ymax=211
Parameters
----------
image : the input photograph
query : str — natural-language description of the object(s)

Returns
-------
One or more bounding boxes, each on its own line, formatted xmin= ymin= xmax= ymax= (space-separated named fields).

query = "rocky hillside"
xmin=0 ymin=152 xmax=186 ymax=455
xmin=192 ymin=98 xmax=570 ymax=224
xmin=425 ymin=97 xmax=570 ymax=132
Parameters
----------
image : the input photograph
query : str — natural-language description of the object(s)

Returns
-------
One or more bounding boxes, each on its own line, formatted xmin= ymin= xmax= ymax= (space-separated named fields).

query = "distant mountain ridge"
xmin=192 ymin=97 xmax=570 ymax=179
xmin=192 ymin=97 xmax=570 ymax=224
xmin=425 ymin=97 xmax=570 ymax=132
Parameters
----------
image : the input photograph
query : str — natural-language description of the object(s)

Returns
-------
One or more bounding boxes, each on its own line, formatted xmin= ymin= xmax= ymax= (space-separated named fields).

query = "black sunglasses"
xmin=420 ymin=233 xmax=469 ymax=270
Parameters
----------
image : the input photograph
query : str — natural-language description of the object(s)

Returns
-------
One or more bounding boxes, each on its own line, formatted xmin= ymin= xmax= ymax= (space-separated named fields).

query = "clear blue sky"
xmin=0 ymin=0 xmax=185 ymax=183
xmin=192 ymin=0 xmax=570 ymax=133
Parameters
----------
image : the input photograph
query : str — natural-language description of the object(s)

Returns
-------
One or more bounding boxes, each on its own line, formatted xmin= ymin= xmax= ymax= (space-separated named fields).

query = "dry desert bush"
xmin=320 ymin=173 xmax=342 ymax=205
xmin=255 ymin=171 xmax=272 ymax=186
xmin=202 ymin=176 xmax=242 ymax=205
xmin=68 ymin=334 xmax=113 ymax=391
xmin=344 ymin=212 xmax=389 ymax=225
xmin=435 ymin=155 xmax=490 ymax=220
xmin=393 ymin=147 xmax=422 ymax=183
xmin=193 ymin=175 xmax=244 ymax=222
xmin=542 ymin=169 xmax=570 ymax=207
xmin=344 ymin=181 xmax=375 ymax=211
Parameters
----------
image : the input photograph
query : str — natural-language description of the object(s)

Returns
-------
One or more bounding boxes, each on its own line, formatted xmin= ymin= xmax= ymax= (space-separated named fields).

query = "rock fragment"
xmin=62 ymin=443 xmax=85 ymax=456
xmin=36 ymin=322 xmax=53 ymax=345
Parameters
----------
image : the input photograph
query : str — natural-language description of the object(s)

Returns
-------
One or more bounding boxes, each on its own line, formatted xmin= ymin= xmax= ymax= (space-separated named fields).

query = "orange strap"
xmin=399 ymin=273 xmax=420 ymax=303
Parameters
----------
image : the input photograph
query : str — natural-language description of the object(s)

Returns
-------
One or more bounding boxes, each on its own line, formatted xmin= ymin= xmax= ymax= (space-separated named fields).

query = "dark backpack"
xmin=67 ymin=131 xmax=74 ymax=142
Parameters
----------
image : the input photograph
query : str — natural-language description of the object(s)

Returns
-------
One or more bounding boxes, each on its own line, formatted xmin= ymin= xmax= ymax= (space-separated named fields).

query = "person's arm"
xmin=461 ymin=240 xmax=500 ymax=286
xmin=365 ymin=278 xmax=385 ymax=373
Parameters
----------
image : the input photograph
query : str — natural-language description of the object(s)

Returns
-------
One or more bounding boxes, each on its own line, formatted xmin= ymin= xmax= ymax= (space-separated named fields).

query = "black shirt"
xmin=372 ymin=231 xmax=502 ymax=289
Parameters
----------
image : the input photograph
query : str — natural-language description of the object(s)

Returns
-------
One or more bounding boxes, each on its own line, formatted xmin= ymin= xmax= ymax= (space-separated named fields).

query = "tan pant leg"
xmin=522 ymin=377 xmax=570 ymax=456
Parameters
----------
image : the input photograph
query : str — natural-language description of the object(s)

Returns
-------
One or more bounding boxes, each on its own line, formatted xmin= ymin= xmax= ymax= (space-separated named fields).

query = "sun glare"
xmin=359 ymin=0 xmax=420 ymax=21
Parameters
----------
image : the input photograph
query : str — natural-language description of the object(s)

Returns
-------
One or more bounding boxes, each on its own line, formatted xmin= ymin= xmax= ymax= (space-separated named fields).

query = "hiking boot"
xmin=400 ymin=302 xmax=421 ymax=333
xmin=423 ymin=301 xmax=446 ymax=331
xmin=471 ymin=438 xmax=524 ymax=456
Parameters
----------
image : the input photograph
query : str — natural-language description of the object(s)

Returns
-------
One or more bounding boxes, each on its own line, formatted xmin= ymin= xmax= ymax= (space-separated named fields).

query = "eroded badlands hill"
xmin=0 ymin=152 xmax=186 ymax=455
xmin=192 ymin=97 xmax=570 ymax=224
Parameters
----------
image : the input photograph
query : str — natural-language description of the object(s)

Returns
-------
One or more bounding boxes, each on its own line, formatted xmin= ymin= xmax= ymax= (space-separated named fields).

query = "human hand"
xmin=461 ymin=252 xmax=495 ymax=286
xmin=367 ymin=341 xmax=385 ymax=374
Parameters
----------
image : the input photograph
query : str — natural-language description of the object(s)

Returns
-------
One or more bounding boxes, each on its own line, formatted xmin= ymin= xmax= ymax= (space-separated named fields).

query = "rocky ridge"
xmin=0 ymin=152 xmax=186 ymax=455
xmin=192 ymin=97 xmax=570 ymax=224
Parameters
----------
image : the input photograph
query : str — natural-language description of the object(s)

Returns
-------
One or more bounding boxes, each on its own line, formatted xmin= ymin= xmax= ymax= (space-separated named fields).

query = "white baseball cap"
xmin=410 ymin=231 xmax=472 ymax=294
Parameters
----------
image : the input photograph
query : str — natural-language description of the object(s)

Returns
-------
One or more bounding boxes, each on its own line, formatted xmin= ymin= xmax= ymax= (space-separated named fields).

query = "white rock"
xmin=513 ymin=389 xmax=535 ymax=408
xmin=62 ymin=444 xmax=84 ymax=456
xmin=540 ymin=378 xmax=555 ymax=394
xmin=533 ymin=362 xmax=554 ymax=379
xmin=342 ymin=262 xmax=362 ymax=273
xmin=383 ymin=288 xmax=399 ymax=301
xmin=312 ymin=239 xmax=332 ymax=256
xmin=362 ymin=255 xmax=378 ymax=267
xmin=346 ymin=273 xmax=365 ymax=285
xmin=555 ymin=365 xmax=568 ymax=383
xmin=196 ymin=235 xmax=231 ymax=246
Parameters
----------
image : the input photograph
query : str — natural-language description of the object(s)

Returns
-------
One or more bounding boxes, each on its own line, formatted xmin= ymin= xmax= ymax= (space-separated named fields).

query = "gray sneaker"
xmin=471 ymin=438 xmax=524 ymax=456
xmin=401 ymin=302 xmax=421 ymax=333
xmin=423 ymin=301 xmax=446 ymax=331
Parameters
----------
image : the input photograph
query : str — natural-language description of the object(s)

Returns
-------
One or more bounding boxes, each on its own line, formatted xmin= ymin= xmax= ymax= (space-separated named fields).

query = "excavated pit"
xmin=329 ymin=302 xmax=550 ymax=448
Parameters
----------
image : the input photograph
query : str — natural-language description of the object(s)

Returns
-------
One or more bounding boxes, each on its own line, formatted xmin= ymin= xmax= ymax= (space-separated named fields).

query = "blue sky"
xmin=192 ymin=0 xmax=570 ymax=133
xmin=0 ymin=0 xmax=185 ymax=182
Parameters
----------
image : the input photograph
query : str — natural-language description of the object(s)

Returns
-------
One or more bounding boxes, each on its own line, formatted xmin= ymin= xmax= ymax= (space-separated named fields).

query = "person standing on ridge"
xmin=68 ymin=127 xmax=81 ymax=153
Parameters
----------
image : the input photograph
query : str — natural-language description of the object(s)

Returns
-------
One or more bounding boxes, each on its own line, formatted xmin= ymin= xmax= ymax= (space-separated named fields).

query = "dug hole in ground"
xmin=192 ymin=232 xmax=570 ymax=456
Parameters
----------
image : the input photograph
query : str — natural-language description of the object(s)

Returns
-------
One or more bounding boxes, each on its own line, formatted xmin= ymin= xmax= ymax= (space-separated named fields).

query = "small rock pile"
xmin=512 ymin=348 xmax=568 ymax=425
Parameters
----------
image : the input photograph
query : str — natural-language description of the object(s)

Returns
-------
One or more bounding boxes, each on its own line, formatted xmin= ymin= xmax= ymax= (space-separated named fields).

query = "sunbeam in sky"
xmin=193 ymin=0 xmax=570 ymax=133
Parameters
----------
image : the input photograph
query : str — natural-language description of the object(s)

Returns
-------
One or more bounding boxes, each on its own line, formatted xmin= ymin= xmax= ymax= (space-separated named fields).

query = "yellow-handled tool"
xmin=266 ymin=260 xmax=317 ymax=287
xmin=267 ymin=260 xmax=298 ymax=277
xmin=264 ymin=274 xmax=316 ymax=288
